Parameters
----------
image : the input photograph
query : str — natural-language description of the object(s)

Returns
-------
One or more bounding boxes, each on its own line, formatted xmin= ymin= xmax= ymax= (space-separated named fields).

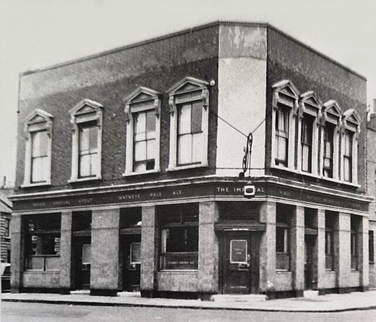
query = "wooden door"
xmin=222 ymin=233 xmax=252 ymax=294
xmin=73 ymin=237 xmax=91 ymax=290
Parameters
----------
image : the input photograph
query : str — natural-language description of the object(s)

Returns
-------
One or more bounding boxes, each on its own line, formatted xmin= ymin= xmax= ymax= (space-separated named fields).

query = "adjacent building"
xmin=1 ymin=189 xmax=12 ymax=263
xmin=10 ymin=22 xmax=372 ymax=298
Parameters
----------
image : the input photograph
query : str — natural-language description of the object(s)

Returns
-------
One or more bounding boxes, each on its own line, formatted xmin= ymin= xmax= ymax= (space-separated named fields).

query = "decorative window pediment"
xmin=299 ymin=91 xmax=321 ymax=116
xmin=69 ymin=99 xmax=103 ymax=182
xmin=322 ymin=100 xmax=342 ymax=125
xmin=168 ymin=77 xmax=210 ymax=170
xmin=22 ymin=109 xmax=54 ymax=187
xmin=123 ymin=87 xmax=161 ymax=175
xmin=124 ymin=87 xmax=161 ymax=122
xmin=343 ymin=109 xmax=361 ymax=134
xmin=69 ymin=99 xmax=103 ymax=126
xmin=168 ymin=77 xmax=209 ymax=114
xmin=272 ymin=80 xmax=300 ymax=109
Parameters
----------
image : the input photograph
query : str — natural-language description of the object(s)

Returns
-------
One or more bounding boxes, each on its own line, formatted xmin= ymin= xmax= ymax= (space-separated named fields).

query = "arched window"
xmin=297 ymin=92 xmax=321 ymax=175
xmin=69 ymin=99 xmax=103 ymax=182
xmin=22 ymin=109 xmax=53 ymax=187
xmin=123 ymin=87 xmax=161 ymax=175
xmin=167 ymin=77 xmax=209 ymax=170
xmin=272 ymin=80 xmax=299 ymax=169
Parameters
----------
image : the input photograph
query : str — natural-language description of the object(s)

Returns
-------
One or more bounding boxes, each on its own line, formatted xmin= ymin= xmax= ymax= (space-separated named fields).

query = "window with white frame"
xmin=177 ymin=101 xmax=203 ymax=165
xmin=69 ymin=99 xmax=103 ymax=182
xmin=78 ymin=122 xmax=99 ymax=178
xmin=323 ymin=125 xmax=334 ymax=178
xmin=341 ymin=109 xmax=360 ymax=184
xmin=301 ymin=114 xmax=314 ymax=172
xmin=168 ymin=77 xmax=209 ymax=170
xmin=124 ymin=87 xmax=161 ymax=175
xmin=321 ymin=101 xmax=342 ymax=180
xmin=275 ymin=105 xmax=290 ymax=166
xmin=343 ymin=131 xmax=353 ymax=182
xmin=22 ymin=109 xmax=53 ymax=187
xmin=272 ymin=80 xmax=299 ymax=169
xmin=298 ymin=92 xmax=321 ymax=175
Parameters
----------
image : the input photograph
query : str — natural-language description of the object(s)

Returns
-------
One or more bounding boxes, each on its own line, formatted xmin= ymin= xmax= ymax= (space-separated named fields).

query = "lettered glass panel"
xmin=230 ymin=240 xmax=247 ymax=264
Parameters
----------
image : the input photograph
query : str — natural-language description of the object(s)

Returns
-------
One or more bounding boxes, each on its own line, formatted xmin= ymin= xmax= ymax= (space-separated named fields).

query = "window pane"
xmin=89 ymin=126 xmax=98 ymax=150
xmin=277 ymin=136 xmax=287 ymax=163
xmin=302 ymin=145 xmax=310 ymax=172
xmin=134 ymin=141 xmax=147 ymax=161
xmin=80 ymin=127 xmax=90 ymax=152
xmin=135 ymin=112 xmax=146 ymax=135
xmin=178 ymin=134 xmax=192 ymax=165
xmin=178 ymin=104 xmax=191 ymax=135
xmin=130 ymin=242 xmax=141 ymax=264
xmin=146 ymin=139 xmax=156 ymax=160
xmin=80 ymin=154 xmax=91 ymax=177
xmin=191 ymin=102 xmax=202 ymax=133
xmin=82 ymin=244 xmax=91 ymax=264
xmin=230 ymin=240 xmax=247 ymax=263
xmin=192 ymin=133 xmax=202 ymax=163
xmin=146 ymin=110 xmax=156 ymax=133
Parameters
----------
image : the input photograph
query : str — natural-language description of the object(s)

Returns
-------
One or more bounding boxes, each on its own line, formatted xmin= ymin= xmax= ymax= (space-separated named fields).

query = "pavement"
xmin=2 ymin=290 xmax=376 ymax=312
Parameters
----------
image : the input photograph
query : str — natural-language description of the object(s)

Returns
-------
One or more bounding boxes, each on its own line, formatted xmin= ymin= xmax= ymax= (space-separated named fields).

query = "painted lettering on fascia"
xmin=53 ymin=200 xmax=71 ymax=206
xmin=149 ymin=192 xmax=162 ymax=198
xmin=118 ymin=194 xmax=141 ymax=201
xmin=172 ymin=190 xmax=182 ymax=196
xmin=33 ymin=202 xmax=46 ymax=208
xmin=78 ymin=198 xmax=93 ymax=204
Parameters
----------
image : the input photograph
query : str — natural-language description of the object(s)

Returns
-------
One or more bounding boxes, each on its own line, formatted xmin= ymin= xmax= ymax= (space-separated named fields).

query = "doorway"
xmin=122 ymin=235 xmax=141 ymax=292
xmin=304 ymin=234 xmax=317 ymax=290
xmin=220 ymin=233 xmax=252 ymax=294
xmin=72 ymin=236 xmax=91 ymax=290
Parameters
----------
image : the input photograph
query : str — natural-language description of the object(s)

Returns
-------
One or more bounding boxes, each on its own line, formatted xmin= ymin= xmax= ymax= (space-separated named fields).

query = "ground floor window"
xmin=158 ymin=203 xmax=198 ymax=270
xmin=325 ymin=211 xmax=336 ymax=271
xmin=276 ymin=204 xmax=291 ymax=271
xmin=369 ymin=230 xmax=374 ymax=264
xmin=351 ymin=215 xmax=360 ymax=270
xmin=23 ymin=213 xmax=61 ymax=271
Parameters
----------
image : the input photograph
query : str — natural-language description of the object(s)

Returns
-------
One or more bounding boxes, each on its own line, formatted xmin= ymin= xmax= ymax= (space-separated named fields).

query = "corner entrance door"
xmin=222 ymin=233 xmax=252 ymax=294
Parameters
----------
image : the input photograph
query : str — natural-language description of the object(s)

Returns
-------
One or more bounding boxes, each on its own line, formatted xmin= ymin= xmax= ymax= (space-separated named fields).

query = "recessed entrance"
xmin=220 ymin=233 xmax=253 ymax=294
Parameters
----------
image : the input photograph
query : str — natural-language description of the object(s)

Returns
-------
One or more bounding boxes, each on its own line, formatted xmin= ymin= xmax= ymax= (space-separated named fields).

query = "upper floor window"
xmin=341 ymin=109 xmax=360 ymax=184
xmin=323 ymin=126 xmax=334 ymax=177
xmin=177 ymin=101 xmax=203 ymax=165
xmin=22 ymin=109 xmax=53 ymax=187
xmin=272 ymin=80 xmax=299 ymax=169
xmin=124 ymin=87 xmax=161 ymax=175
xmin=298 ymin=92 xmax=321 ymax=175
xmin=168 ymin=77 xmax=209 ymax=170
xmin=343 ymin=131 xmax=353 ymax=182
xmin=78 ymin=122 xmax=98 ymax=178
xmin=275 ymin=105 xmax=290 ymax=166
xmin=321 ymin=101 xmax=342 ymax=180
xmin=301 ymin=114 xmax=314 ymax=172
xmin=69 ymin=99 xmax=103 ymax=182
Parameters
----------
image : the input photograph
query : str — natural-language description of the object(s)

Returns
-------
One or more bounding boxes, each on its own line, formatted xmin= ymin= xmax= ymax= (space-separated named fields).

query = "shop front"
xmin=10 ymin=178 xmax=370 ymax=298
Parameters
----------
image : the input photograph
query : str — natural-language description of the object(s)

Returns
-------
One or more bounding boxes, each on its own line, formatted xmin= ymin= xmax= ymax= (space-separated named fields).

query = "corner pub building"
xmin=10 ymin=21 xmax=373 ymax=299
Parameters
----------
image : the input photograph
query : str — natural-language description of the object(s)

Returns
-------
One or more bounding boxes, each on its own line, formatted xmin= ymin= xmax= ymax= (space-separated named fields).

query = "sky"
xmin=1 ymin=0 xmax=376 ymax=188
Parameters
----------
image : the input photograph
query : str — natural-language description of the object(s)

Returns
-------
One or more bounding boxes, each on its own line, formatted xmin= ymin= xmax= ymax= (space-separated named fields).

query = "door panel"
xmin=73 ymin=236 xmax=91 ymax=290
xmin=122 ymin=235 xmax=141 ymax=291
xmin=222 ymin=234 xmax=251 ymax=294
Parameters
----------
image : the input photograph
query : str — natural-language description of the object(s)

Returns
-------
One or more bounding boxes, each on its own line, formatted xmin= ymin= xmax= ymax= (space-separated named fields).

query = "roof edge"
xmin=19 ymin=20 xmax=366 ymax=81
